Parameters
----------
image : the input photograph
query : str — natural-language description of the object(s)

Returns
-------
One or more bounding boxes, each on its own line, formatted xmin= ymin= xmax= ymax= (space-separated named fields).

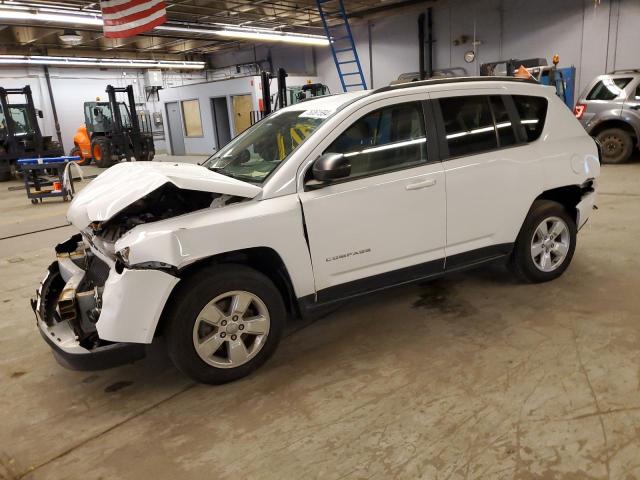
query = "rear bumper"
xmin=577 ymin=190 xmax=597 ymax=230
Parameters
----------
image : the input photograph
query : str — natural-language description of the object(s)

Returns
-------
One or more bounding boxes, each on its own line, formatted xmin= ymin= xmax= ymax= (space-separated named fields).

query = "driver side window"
xmin=324 ymin=101 xmax=428 ymax=180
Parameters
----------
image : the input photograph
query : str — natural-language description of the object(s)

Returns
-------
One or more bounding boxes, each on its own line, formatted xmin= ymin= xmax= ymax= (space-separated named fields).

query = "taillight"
xmin=574 ymin=103 xmax=586 ymax=119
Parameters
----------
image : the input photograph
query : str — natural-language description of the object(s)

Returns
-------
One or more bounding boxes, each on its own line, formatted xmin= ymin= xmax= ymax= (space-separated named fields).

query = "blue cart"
xmin=17 ymin=156 xmax=81 ymax=204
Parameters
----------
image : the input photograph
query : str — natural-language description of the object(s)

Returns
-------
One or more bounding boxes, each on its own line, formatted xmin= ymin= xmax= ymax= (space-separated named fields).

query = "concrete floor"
xmin=1 ymin=156 xmax=640 ymax=479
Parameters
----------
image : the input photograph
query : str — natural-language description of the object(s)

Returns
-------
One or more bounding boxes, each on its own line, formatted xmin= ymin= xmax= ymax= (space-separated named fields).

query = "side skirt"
xmin=298 ymin=243 xmax=513 ymax=316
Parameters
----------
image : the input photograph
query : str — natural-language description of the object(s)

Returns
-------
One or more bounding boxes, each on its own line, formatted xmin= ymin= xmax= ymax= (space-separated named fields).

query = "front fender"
xmin=115 ymin=195 xmax=315 ymax=299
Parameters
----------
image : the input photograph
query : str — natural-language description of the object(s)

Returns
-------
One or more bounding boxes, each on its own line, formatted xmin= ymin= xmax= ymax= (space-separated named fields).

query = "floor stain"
xmin=81 ymin=374 xmax=99 ymax=384
xmin=411 ymin=281 xmax=477 ymax=318
xmin=104 ymin=381 xmax=134 ymax=393
xmin=10 ymin=371 xmax=26 ymax=378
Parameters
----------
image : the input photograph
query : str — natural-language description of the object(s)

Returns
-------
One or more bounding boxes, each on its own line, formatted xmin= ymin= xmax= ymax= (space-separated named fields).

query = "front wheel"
xmin=91 ymin=137 xmax=114 ymax=168
xmin=509 ymin=200 xmax=577 ymax=283
xmin=165 ymin=264 xmax=286 ymax=384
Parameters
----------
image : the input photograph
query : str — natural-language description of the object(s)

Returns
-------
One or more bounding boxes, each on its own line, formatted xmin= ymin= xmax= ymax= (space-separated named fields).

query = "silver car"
xmin=574 ymin=70 xmax=640 ymax=163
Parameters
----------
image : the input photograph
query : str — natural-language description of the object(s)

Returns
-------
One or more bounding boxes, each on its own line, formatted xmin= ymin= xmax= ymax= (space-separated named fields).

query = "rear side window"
xmin=512 ymin=95 xmax=547 ymax=142
xmin=439 ymin=96 xmax=497 ymax=157
xmin=586 ymin=78 xmax=632 ymax=101
xmin=490 ymin=96 xmax=517 ymax=147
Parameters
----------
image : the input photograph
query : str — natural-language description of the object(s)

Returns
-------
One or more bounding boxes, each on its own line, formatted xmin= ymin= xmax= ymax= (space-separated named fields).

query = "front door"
xmin=298 ymin=99 xmax=446 ymax=302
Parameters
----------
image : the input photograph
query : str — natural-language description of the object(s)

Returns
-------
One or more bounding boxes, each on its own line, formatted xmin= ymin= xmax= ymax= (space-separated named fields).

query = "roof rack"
xmin=372 ymin=76 xmax=538 ymax=94
xmin=608 ymin=69 xmax=640 ymax=74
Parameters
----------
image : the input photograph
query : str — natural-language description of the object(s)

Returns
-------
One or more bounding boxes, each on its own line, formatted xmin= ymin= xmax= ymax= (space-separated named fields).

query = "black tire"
xmin=596 ymin=128 xmax=634 ymax=164
xmin=165 ymin=264 xmax=286 ymax=384
xmin=69 ymin=146 xmax=90 ymax=166
xmin=509 ymin=200 xmax=577 ymax=283
xmin=91 ymin=137 xmax=114 ymax=168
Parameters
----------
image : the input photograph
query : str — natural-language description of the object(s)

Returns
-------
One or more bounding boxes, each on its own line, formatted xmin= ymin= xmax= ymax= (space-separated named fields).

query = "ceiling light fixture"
xmin=0 ymin=54 xmax=205 ymax=69
xmin=157 ymin=25 xmax=329 ymax=46
xmin=0 ymin=5 xmax=330 ymax=46
xmin=58 ymin=29 xmax=83 ymax=45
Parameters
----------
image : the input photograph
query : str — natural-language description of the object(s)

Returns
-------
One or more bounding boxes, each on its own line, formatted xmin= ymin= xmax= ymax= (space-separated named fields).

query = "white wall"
xmin=159 ymin=74 xmax=320 ymax=155
xmin=314 ymin=0 xmax=640 ymax=100
xmin=0 ymin=66 xmax=206 ymax=153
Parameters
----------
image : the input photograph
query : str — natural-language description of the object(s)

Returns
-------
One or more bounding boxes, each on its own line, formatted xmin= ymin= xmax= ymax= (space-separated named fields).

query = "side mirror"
xmin=312 ymin=153 xmax=351 ymax=182
xmin=37 ymin=109 xmax=43 ymax=118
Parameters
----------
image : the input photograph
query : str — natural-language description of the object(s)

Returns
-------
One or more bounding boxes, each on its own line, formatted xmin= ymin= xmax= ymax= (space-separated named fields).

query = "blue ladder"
xmin=316 ymin=0 xmax=367 ymax=92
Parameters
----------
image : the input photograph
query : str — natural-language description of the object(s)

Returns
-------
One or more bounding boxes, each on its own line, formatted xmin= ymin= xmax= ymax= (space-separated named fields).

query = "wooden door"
xmin=232 ymin=94 xmax=253 ymax=135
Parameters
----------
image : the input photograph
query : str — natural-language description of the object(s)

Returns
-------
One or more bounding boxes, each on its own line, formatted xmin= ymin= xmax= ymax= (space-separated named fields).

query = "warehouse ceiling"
xmin=0 ymin=0 xmax=430 ymax=59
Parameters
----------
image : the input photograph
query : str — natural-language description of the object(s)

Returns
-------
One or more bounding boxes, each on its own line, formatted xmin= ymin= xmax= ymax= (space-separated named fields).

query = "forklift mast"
xmin=105 ymin=84 xmax=143 ymax=161
xmin=0 ymin=86 xmax=44 ymax=154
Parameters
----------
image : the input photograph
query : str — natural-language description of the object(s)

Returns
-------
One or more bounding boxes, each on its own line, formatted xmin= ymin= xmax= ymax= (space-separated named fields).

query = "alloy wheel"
xmin=530 ymin=216 xmax=570 ymax=272
xmin=192 ymin=290 xmax=270 ymax=368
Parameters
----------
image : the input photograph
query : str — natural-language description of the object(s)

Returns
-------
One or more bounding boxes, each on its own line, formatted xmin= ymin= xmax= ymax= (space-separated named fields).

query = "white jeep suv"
xmin=33 ymin=78 xmax=600 ymax=384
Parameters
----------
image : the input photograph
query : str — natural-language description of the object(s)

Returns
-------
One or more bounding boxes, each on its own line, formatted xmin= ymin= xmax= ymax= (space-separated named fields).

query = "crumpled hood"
xmin=67 ymin=161 xmax=262 ymax=228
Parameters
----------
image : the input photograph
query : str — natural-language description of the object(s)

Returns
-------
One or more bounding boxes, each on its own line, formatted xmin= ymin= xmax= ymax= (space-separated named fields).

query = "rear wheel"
xmin=509 ymin=200 xmax=577 ymax=283
xmin=596 ymin=128 xmax=634 ymax=164
xmin=165 ymin=264 xmax=286 ymax=384
xmin=91 ymin=137 xmax=114 ymax=168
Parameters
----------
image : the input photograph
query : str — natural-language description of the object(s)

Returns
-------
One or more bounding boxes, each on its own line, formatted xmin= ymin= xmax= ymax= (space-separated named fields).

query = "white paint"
xmin=66 ymin=161 xmax=262 ymax=227
xmin=46 ymin=79 xmax=599 ymax=352
xmin=97 ymin=267 xmax=179 ymax=343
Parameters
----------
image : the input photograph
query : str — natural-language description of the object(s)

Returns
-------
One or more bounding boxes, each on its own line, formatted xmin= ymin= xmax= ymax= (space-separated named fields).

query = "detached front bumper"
xmin=33 ymin=235 xmax=178 ymax=371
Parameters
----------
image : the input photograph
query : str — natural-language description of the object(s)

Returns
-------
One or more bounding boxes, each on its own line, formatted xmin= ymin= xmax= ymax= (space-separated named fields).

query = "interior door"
xmin=166 ymin=102 xmax=185 ymax=155
xmin=232 ymin=94 xmax=253 ymax=136
xmin=211 ymin=97 xmax=232 ymax=149
xmin=298 ymin=99 xmax=446 ymax=301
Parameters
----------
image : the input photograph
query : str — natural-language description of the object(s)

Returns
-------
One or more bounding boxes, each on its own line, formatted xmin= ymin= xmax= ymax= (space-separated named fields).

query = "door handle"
xmin=406 ymin=178 xmax=437 ymax=190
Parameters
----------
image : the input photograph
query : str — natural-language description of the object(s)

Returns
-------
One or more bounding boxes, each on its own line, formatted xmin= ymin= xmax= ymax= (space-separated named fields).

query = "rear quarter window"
xmin=512 ymin=95 xmax=548 ymax=142
xmin=586 ymin=78 xmax=632 ymax=101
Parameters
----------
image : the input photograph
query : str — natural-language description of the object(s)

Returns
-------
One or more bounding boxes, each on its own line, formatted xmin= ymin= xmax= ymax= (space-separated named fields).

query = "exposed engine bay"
xmin=92 ymin=183 xmax=242 ymax=242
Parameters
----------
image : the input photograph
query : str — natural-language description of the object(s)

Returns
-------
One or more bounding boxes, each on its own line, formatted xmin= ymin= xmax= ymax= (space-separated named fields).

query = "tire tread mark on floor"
xmin=17 ymin=382 xmax=196 ymax=479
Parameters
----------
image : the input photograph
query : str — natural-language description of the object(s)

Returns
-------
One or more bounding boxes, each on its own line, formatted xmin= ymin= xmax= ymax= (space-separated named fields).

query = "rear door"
xmin=430 ymin=90 xmax=543 ymax=265
xmin=622 ymin=78 xmax=640 ymax=128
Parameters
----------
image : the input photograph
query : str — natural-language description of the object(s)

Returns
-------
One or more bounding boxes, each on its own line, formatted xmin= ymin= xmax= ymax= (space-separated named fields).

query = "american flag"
xmin=100 ymin=0 xmax=167 ymax=39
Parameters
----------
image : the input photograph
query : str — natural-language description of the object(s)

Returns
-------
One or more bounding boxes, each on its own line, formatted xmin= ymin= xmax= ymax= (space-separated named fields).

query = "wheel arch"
xmin=156 ymin=247 xmax=300 ymax=336
xmin=535 ymin=185 xmax=582 ymax=221
xmin=589 ymin=118 xmax=638 ymax=143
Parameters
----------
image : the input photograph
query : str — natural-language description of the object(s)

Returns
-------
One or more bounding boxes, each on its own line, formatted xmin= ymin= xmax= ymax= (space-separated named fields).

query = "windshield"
xmin=203 ymin=109 xmax=328 ymax=183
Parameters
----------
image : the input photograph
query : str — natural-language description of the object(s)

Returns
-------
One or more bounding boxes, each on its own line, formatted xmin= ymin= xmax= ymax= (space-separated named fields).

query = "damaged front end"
xmin=32 ymin=234 xmax=146 ymax=370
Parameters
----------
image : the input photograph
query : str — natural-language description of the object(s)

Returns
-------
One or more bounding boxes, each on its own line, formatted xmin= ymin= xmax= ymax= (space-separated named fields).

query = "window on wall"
xmin=324 ymin=101 xmax=428 ymax=179
xmin=512 ymin=95 xmax=548 ymax=142
xmin=439 ymin=96 xmax=497 ymax=157
xmin=181 ymin=99 xmax=203 ymax=137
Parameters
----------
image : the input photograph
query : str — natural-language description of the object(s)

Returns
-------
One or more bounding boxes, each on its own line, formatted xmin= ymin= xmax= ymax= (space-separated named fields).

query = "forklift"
xmin=77 ymin=84 xmax=154 ymax=168
xmin=0 ymin=86 xmax=63 ymax=181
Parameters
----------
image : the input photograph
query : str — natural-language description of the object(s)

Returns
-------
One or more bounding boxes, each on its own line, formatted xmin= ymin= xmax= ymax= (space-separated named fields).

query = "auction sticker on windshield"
xmin=299 ymin=109 xmax=333 ymax=119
